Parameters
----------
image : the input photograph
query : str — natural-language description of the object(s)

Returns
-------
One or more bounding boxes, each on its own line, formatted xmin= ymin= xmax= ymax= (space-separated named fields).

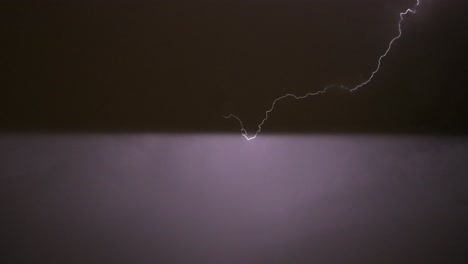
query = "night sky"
xmin=2 ymin=0 xmax=467 ymax=133
xmin=1 ymin=0 xmax=468 ymax=263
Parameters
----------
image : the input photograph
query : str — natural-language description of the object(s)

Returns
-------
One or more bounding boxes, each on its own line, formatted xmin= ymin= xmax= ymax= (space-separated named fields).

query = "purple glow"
xmin=1 ymin=135 xmax=467 ymax=263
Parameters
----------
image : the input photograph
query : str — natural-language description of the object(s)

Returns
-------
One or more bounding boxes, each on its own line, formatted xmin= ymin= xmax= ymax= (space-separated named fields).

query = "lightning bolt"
xmin=225 ymin=0 xmax=421 ymax=141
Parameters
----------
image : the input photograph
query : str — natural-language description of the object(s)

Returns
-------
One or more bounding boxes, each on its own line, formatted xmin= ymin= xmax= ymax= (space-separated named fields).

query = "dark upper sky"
xmin=1 ymin=0 xmax=467 ymax=133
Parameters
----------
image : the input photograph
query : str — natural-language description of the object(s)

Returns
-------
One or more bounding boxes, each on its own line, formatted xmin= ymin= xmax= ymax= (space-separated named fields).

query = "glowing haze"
xmin=225 ymin=0 xmax=421 ymax=141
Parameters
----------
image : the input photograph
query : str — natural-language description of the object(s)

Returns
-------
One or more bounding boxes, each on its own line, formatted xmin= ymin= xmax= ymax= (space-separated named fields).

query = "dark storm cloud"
xmin=1 ymin=135 xmax=467 ymax=263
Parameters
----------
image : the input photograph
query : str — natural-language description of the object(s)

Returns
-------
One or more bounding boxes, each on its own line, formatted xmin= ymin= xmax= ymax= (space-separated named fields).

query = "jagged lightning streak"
xmin=225 ymin=0 xmax=421 ymax=140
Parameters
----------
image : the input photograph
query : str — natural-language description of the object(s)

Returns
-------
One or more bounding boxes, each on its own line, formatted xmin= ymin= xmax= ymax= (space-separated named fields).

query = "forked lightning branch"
xmin=225 ymin=0 xmax=421 ymax=140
